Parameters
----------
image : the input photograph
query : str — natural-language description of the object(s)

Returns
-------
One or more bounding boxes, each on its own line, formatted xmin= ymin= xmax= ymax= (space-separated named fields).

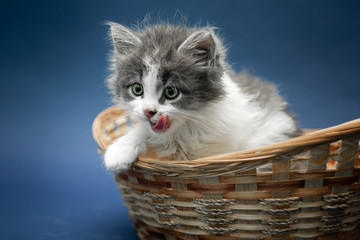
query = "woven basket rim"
xmin=92 ymin=106 xmax=360 ymax=177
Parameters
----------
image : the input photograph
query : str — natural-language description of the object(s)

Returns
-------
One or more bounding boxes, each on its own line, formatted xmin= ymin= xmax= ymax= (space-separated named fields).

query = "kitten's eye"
xmin=131 ymin=83 xmax=143 ymax=96
xmin=165 ymin=86 xmax=179 ymax=100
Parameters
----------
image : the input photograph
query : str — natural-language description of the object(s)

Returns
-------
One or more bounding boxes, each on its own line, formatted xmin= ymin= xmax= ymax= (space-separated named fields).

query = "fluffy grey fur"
xmin=229 ymin=70 xmax=302 ymax=138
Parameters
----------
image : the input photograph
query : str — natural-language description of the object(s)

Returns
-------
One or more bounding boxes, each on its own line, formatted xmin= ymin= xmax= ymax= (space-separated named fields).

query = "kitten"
xmin=104 ymin=22 xmax=301 ymax=172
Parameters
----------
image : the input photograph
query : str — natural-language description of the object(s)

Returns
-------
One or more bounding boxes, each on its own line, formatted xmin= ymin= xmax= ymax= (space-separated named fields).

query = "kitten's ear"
xmin=107 ymin=22 xmax=141 ymax=55
xmin=177 ymin=30 xmax=217 ymax=62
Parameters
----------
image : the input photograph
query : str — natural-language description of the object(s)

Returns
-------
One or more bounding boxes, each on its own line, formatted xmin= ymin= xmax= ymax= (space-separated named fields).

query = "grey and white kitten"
xmin=104 ymin=22 xmax=301 ymax=172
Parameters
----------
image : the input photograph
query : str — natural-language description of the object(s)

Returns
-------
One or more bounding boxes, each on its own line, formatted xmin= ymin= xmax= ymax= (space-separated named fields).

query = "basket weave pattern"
xmin=93 ymin=106 xmax=360 ymax=239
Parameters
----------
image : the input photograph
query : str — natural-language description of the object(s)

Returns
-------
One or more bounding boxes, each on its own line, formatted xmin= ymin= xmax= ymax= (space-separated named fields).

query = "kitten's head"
xmin=107 ymin=22 xmax=227 ymax=133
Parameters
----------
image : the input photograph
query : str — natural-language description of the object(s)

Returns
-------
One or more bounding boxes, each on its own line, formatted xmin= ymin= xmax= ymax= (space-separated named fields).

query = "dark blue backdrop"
xmin=1 ymin=1 xmax=359 ymax=239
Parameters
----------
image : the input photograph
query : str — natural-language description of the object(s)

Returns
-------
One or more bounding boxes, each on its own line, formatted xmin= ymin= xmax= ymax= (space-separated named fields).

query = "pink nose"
xmin=143 ymin=109 xmax=157 ymax=120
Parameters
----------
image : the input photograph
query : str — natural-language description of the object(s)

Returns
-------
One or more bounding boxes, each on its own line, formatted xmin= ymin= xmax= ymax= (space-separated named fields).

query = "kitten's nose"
xmin=143 ymin=109 xmax=157 ymax=120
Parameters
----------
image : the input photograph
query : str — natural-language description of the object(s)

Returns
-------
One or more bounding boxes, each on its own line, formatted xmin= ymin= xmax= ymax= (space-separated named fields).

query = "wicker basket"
xmin=92 ymin=106 xmax=360 ymax=240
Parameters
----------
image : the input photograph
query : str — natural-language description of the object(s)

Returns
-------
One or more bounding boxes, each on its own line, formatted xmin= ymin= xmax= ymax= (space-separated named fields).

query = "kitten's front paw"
xmin=104 ymin=142 xmax=139 ymax=172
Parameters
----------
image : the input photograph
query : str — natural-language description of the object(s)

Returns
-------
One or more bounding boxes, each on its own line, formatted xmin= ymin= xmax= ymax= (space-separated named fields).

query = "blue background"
xmin=1 ymin=0 xmax=359 ymax=239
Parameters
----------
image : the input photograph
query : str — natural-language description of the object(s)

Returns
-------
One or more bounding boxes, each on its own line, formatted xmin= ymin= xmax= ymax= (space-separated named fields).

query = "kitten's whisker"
xmin=173 ymin=72 xmax=191 ymax=92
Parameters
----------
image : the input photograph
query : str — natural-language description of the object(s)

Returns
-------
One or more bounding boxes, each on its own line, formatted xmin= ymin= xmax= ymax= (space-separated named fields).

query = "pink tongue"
xmin=153 ymin=114 xmax=171 ymax=131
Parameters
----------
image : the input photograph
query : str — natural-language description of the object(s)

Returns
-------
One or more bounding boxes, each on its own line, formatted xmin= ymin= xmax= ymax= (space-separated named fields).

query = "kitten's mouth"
xmin=150 ymin=114 xmax=171 ymax=132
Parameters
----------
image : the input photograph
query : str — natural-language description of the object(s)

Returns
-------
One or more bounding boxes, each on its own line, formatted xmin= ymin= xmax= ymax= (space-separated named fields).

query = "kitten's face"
xmin=119 ymin=58 xmax=187 ymax=133
xmin=108 ymin=23 xmax=225 ymax=133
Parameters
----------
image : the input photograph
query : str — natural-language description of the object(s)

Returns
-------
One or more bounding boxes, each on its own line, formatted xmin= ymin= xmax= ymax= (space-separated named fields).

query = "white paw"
xmin=104 ymin=141 xmax=139 ymax=172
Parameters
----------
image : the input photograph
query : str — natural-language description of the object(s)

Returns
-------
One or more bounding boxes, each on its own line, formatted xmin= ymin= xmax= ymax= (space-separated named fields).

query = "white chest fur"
xmin=146 ymin=73 xmax=297 ymax=160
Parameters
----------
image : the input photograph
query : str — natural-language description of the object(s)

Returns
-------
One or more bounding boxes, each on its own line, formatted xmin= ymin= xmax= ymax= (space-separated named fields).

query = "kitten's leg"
xmin=104 ymin=122 xmax=148 ymax=172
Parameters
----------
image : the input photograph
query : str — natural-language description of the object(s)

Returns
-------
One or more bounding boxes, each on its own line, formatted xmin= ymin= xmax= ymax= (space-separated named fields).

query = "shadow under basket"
xmin=92 ymin=106 xmax=360 ymax=240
